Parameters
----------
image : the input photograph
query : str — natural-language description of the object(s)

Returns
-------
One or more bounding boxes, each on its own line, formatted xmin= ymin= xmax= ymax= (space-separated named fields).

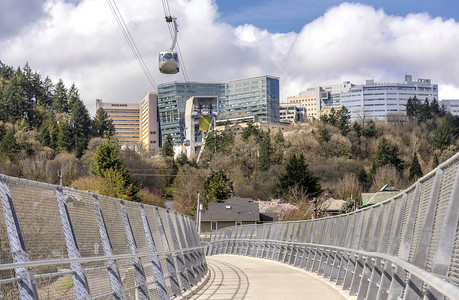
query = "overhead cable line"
xmin=161 ymin=0 xmax=193 ymax=97
xmin=107 ymin=0 xmax=157 ymax=91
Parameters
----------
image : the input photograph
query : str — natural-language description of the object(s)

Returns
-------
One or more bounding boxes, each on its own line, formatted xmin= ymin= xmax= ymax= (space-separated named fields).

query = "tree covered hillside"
xmin=0 ymin=62 xmax=114 ymax=182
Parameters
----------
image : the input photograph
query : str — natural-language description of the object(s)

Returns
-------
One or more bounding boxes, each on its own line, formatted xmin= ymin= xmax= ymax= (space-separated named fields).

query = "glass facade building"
xmin=158 ymin=75 xmax=280 ymax=145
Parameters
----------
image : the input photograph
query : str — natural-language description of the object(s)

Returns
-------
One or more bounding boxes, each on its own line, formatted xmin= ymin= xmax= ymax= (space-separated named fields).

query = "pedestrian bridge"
xmin=1 ymin=153 xmax=459 ymax=299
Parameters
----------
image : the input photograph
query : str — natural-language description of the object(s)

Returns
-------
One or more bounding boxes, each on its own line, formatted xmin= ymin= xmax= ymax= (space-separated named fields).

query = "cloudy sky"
xmin=1 ymin=0 xmax=459 ymax=114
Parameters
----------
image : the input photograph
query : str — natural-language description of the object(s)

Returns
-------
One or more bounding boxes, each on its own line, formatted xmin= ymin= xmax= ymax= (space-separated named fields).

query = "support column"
xmin=140 ymin=204 xmax=169 ymax=300
xmin=0 ymin=176 xmax=38 ymax=300
xmin=119 ymin=200 xmax=150 ymax=300
xmin=56 ymin=188 xmax=91 ymax=300
xmin=92 ymin=195 xmax=125 ymax=300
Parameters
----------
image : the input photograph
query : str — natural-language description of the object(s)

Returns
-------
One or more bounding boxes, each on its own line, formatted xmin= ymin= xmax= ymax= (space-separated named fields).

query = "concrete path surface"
xmin=188 ymin=255 xmax=350 ymax=300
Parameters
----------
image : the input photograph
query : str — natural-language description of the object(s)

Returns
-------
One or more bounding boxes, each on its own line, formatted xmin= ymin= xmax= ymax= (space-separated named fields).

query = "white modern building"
xmin=340 ymin=75 xmax=438 ymax=121
xmin=441 ymin=99 xmax=459 ymax=116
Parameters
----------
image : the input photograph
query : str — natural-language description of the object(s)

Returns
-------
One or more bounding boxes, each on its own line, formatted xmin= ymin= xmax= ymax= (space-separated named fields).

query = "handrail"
xmin=0 ymin=245 xmax=207 ymax=271
xmin=205 ymin=238 xmax=459 ymax=300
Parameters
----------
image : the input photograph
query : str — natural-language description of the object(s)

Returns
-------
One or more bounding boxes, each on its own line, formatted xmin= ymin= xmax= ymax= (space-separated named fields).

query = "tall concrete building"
xmin=140 ymin=93 xmax=161 ymax=153
xmin=158 ymin=75 xmax=280 ymax=145
xmin=285 ymin=82 xmax=352 ymax=119
xmin=96 ymin=100 xmax=140 ymax=145
xmin=96 ymin=93 xmax=160 ymax=153
xmin=340 ymin=75 xmax=438 ymax=120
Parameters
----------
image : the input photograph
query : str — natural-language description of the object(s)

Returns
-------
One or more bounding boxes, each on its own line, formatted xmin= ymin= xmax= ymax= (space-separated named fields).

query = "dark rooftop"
xmin=201 ymin=196 xmax=260 ymax=222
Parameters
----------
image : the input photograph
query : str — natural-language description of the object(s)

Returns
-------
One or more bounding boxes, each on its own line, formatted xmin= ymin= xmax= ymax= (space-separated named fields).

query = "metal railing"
xmin=203 ymin=152 xmax=459 ymax=300
xmin=0 ymin=175 xmax=207 ymax=300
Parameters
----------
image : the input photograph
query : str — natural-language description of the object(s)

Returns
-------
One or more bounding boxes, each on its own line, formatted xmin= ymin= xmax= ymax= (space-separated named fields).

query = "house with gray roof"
xmin=200 ymin=196 xmax=277 ymax=232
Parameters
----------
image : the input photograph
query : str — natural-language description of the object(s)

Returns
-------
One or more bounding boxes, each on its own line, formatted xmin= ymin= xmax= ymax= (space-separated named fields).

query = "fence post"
xmin=325 ymin=218 xmax=341 ymax=278
xmin=366 ymin=198 xmax=396 ymax=299
xmin=154 ymin=208 xmax=181 ymax=297
xmin=343 ymin=211 xmax=365 ymax=290
xmin=173 ymin=212 xmax=197 ymax=286
xmin=318 ymin=220 xmax=334 ymax=275
xmin=350 ymin=207 xmax=376 ymax=295
xmin=0 ymin=176 xmax=38 ymax=300
xmin=376 ymin=193 xmax=407 ymax=300
xmin=139 ymin=204 xmax=169 ymax=300
xmin=56 ymin=188 xmax=91 ymax=300
xmin=425 ymin=164 xmax=459 ymax=298
xmin=92 ymin=195 xmax=125 ymax=300
xmin=119 ymin=200 xmax=150 ymax=300
xmin=356 ymin=204 xmax=384 ymax=299
xmin=404 ymin=169 xmax=443 ymax=300
xmin=256 ymin=224 xmax=266 ymax=258
xmin=388 ymin=182 xmax=422 ymax=300
xmin=165 ymin=210 xmax=190 ymax=291
xmin=337 ymin=213 xmax=357 ymax=285
xmin=331 ymin=216 xmax=348 ymax=282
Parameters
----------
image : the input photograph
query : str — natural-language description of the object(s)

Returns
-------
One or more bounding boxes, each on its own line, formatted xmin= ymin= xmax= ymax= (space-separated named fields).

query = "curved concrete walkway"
xmin=188 ymin=255 xmax=350 ymax=300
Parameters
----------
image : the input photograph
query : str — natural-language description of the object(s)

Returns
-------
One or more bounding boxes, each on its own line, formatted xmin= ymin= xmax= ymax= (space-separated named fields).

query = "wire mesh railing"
xmin=203 ymin=151 xmax=459 ymax=300
xmin=0 ymin=175 xmax=207 ymax=300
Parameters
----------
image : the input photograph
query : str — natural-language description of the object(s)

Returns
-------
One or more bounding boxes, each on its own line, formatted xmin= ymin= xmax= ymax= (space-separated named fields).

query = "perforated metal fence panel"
xmin=0 ymin=176 xmax=207 ymax=300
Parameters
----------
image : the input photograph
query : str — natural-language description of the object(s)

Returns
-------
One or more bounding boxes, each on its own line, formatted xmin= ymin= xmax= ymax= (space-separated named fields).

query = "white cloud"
xmin=1 ymin=1 xmax=459 ymax=114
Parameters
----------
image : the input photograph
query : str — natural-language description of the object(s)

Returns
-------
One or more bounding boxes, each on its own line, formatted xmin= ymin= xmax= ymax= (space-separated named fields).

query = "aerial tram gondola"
xmin=159 ymin=16 xmax=179 ymax=74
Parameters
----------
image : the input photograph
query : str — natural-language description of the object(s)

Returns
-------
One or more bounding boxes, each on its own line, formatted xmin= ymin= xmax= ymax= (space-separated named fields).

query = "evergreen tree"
xmin=70 ymin=98 xmax=91 ymax=157
xmin=338 ymin=106 xmax=351 ymax=136
xmin=273 ymin=129 xmax=285 ymax=144
xmin=275 ymin=153 xmax=322 ymax=198
xmin=52 ymin=79 xmax=68 ymax=113
xmin=363 ymin=120 xmax=376 ymax=137
xmin=352 ymin=121 xmax=362 ymax=137
xmin=339 ymin=197 xmax=356 ymax=214
xmin=202 ymin=170 xmax=233 ymax=209
xmin=1 ymin=68 xmax=32 ymax=123
xmin=358 ymin=168 xmax=372 ymax=191
xmin=242 ymin=120 xmax=262 ymax=141
xmin=204 ymin=130 xmax=234 ymax=154
xmin=258 ymin=131 xmax=272 ymax=171
xmin=176 ymin=152 xmax=189 ymax=166
xmin=371 ymin=137 xmax=403 ymax=173
xmin=40 ymin=76 xmax=54 ymax=107
xmin=432 ymin=153 xmax=439 ymax=169
xmin=93 ymin=107 xmax=114 ymax=137
xmin=406 ymin=96 xmax=419 ymax=118
xmin=166 ymin=159 xmax=178 ymax=187
xmin=90 ymin=138 xmax=140 ymax=201
xmin=57 ymin=118 xmax=72 ymax=153
xmin=431 ymin=113 xmax=459 ymax=150
xmin=91 ymin=138 xmax=124 ymax=177
xmin=161 ymin=134 xmax=175 ymax=157
xmin=39 ymin=113 xmax=58 ymax=150
xmin=409 ymin=152 xmax=423 ymax=182
xmin=0 ymin=129 xmax=19 ymax=161
xmin=67 ymin=83 xmax=79 ymax=113
xmin=317 ymin=126 xmax=331 ymax=143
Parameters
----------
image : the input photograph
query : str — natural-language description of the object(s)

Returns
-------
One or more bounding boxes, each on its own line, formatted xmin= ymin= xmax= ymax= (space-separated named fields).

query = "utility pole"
xmin=196 ymin=193 xmax=200 ymax=231
xmin=58 ymin=168 xmax=63 ymax=186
